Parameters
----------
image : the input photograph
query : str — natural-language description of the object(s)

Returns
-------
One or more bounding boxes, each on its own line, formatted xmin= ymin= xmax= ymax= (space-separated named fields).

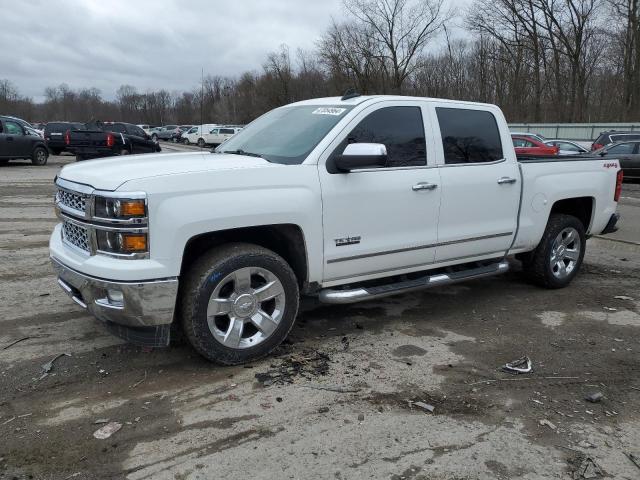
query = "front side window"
xmin=209 ymin=129 xmax=219 ymax=134
xmin=437 ymin=108 xmax=503 ymax=164
xmin=558 ymin=142 xmax=581 ymax=152
xmin=4 ymin=121 xmax=23 ymax=135
xmin=512 ymin=138 xmax=528 ymax=148
xmin=339 ymin=106 xmax=426 ymax=168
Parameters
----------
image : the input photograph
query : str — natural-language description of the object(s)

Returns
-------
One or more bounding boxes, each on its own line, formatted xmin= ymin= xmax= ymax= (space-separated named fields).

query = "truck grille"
xmin=57 ymin=189 xmax=86 ymax=213
xmin=62 ymin=221 xmax=90 ymax=253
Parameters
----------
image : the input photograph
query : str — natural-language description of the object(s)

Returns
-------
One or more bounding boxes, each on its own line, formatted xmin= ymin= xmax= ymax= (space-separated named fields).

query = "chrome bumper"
xmin=51 ymin=257 xmax=179 ymax=328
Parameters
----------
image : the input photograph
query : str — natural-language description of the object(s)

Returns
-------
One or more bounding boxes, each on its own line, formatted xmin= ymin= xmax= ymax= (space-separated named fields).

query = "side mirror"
xmin=334 ymin=143 xmax=387 ymax=172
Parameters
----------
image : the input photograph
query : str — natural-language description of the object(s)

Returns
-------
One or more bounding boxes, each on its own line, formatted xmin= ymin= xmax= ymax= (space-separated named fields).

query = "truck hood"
xmin=58 ymin=152 xmax=276 ymax=191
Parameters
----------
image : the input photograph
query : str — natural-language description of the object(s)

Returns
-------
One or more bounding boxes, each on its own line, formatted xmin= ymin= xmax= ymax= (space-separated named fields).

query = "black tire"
xmin=119 ymin=148 xmax=130 ymax=156
xmin=183 ymin=138 xmax=190 ymax=145
xmin=0 ymin=159 xmax=9 ymax=165
xmin=522 ymin=213 xmax=586 ymax=289
xmin=31 ymin=147 xmax=48 ymax=166
xmin=75 ymin=154 xmax=87 ymax=162
xmin=180 ymin=243 xmax=300 ymax=365
xmin=197 ymin=138 xmax=206 ymax=148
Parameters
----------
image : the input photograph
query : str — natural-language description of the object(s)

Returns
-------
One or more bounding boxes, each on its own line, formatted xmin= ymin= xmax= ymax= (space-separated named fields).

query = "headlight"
xmin=96 ymin=230 xmax=148 ymax=255
xmin=94 ymin=197 xmax=146 ymax=219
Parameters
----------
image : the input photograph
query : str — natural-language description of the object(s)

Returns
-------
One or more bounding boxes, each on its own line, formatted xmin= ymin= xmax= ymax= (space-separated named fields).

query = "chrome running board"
xmin=318 ymin=260 xmax=509 ymax=304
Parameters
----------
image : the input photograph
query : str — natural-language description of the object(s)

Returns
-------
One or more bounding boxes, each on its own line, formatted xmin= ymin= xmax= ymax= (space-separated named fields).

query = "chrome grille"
xmin=62 ymin=221 xmax=90 ymax=253
xmin=57 ymin=188 xmax=86 ymax=213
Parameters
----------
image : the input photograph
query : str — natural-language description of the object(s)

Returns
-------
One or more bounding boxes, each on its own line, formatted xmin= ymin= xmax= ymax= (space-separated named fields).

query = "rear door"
xmin=430 ymin=104 xmax=520 ymax=262
xmin=319 ymin=102 xmax=442 ymax=282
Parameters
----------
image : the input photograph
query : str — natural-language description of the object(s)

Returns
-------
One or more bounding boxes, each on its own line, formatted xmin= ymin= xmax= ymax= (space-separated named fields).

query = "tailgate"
xmin=69 ymin=130 xmax=109 ymax=148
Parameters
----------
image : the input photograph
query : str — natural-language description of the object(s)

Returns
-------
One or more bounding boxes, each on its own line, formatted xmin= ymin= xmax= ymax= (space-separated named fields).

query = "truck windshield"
xmin=215 ymin=105 xmax=353 ymax=165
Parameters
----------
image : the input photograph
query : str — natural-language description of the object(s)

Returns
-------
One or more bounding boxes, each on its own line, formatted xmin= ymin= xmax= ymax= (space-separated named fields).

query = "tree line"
xmin=1 ymin=0 xmax=638 ymax=126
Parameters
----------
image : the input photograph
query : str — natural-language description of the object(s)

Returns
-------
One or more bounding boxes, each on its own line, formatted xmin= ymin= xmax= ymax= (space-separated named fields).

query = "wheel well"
xmin=550 ymin=197 xmax=593 ymax=231
xmin=181 ymin=224 xmax=309 ymax=290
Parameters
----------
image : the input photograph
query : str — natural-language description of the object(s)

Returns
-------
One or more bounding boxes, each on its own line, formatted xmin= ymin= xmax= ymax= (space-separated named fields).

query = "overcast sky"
xmin=1 ymin=0 xmax=467 ymax=102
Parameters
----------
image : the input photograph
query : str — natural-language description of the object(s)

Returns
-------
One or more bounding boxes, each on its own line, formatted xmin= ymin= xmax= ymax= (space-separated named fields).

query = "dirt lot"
xmin=1 ymin=150 xmax=639 ymax=480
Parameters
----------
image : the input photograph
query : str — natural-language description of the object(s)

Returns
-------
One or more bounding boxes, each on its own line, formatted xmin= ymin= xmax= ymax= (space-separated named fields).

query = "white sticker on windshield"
xmin=312 ymin=107 xmax=347 ymax=116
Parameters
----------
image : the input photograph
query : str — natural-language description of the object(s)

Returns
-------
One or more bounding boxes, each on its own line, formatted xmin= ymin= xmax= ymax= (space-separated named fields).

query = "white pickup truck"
xmin=50 ymin=94 xmax=623 ymax=365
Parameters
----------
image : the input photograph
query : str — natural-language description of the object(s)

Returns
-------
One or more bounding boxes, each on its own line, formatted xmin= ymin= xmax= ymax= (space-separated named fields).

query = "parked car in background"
xmin=152 ymin=125 xmax=179 ymax=141
xmin=592 ymin=130 xmax=640 ymax=151
xmin=591 ymin=141 xmax=640 ymax=180
xmin=45 ymin=122 xmax=84 ymax=154
xmin=510 ymin=131 xmax=547 ymax=143
xmin=544 ymin=139 xmax=588 ymax=155
xmin=65 ymin=121 xmax=161 ymax=160
xmin=0 ymin=115 xmax=49 ymax=165
xmin=184 ymin=124 xmax=219 ymax=146
xmin=171 ymin=125 xmax=193 ymax=143
xmin=512 ymin=135 xmax=559 ymax=156
xmin=4 ymin=115 xmax=42 ymax=135
xmin=203 ymin=126 xmax=242 ymax=146
xmin=137 ymin=125 xmax=155 ymax=136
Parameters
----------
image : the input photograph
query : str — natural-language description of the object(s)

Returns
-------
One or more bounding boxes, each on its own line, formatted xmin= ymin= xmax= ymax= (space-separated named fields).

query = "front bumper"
xmin=51 ymin=256 xmax=179 ymax=329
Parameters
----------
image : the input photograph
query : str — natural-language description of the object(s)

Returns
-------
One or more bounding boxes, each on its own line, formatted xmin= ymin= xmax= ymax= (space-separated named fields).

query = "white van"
xmin=203 ymin=126 xmax=242 ymax=146
xmin=184 ymin=124 xmax=220 ymax=146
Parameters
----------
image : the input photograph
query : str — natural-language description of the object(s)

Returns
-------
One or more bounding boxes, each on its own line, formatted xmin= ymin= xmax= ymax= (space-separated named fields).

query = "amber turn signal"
xmin=122 ymin=234 xmax=147 ymax=252
xmin=120 ymin=200 xmax=146 ymax=217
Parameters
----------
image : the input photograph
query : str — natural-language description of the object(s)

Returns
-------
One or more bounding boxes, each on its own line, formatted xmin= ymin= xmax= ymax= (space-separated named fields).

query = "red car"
xmin=512 ymin=135 xmax=559 ymax=156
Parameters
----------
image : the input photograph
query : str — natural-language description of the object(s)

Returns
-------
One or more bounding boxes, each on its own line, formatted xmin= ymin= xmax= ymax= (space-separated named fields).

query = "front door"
xmin=429 ymin=105 xmax=520 ymax=262
xmin=319 ymin=103 xmax=441 ymax=283
xmin=3 ymin=120 xmax=31 ymax=158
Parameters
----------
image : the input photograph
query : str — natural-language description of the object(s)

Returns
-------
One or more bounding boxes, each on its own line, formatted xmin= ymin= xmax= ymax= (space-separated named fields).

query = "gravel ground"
xmin=1 ymin=151 xmax=639 ymax=480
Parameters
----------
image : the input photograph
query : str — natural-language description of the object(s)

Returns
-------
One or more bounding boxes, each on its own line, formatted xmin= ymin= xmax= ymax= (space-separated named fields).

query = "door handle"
xmin=412 ymin=182 xmax=438 ymax=191
xmin=497 ymin=177 xmax=517 ymax=185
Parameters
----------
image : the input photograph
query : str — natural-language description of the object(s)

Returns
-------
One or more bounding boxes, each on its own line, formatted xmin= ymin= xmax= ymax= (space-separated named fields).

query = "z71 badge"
xmin=335 ymin=236 xmax=361 ymax=246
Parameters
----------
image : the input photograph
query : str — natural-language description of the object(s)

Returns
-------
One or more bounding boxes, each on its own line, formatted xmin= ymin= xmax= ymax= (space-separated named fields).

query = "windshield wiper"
xmin=221 ymin=149 xmax=263 ymax=158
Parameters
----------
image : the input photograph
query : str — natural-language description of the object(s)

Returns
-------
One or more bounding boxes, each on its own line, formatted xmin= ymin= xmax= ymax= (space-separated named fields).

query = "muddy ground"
xmin=1 ymin=150 xmax=639 ymax=480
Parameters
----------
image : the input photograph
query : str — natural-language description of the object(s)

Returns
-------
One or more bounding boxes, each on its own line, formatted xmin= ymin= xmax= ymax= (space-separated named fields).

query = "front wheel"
xmin=32 ymin=147 xmax=48 ymax=166
xmin=180 ymin=243 xmax=299 ymax=365
xmin=522 ymin=214 xmax=586 ymax=289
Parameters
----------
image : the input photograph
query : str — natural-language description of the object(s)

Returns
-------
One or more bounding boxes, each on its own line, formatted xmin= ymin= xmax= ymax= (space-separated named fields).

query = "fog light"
xmin=107 ymin=289 xmax=124 ymax=306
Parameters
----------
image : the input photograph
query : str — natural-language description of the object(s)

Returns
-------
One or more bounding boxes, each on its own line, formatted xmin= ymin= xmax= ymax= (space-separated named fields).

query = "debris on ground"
xmin=93 ymin=419 xmax=109 ymax=424
xmin=570 ymin=455 xmax=603 ymax=479
xmin=357 ymin=413 xmax=364 ymax=421
xmin=539 ymin=419 xmax=557 ymax=430
xmin=254 ymin=348 xmax=330 ymax=386
xmin=413 ymin=401 xmax=435 ymax=413
xmin=501 ymin=356 xmax=533 ymax=374
xmin=341 ymin=336 xmax=349 ymax=350
xmin=299 ymin=384 xmax=361 ymax=393
xmin=318 ymin=406 xmax=330 ymax=413
xmin=40 ymin=353 xmax=71 ymax=379
xmin=2 ymin=336 xmax=30 ymax=350
xmin=585 ymin=392 xmax=603 ymax=403
xmin=614 ymin=295 xmax=634 ymax=301
xmin=603 ymin=307 xmax=617 ymax=312
xmin=93 ymin=422 xmax=122 ymax=440
xmin=625 ymin=452 xmax=640 ymax=470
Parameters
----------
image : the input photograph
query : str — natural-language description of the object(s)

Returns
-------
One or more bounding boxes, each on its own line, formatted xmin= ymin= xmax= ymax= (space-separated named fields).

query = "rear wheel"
xmin=31 ymin=147 xmax=48 ymax=166
xmin=180 ymin=243 xmax=299 ymax=365
xmin=197 ymin=138 xmax=206 ymax=148
xmin=75 ymin=154 xmax=87 ymax=161
xmin=119 ymin=148 xmax=130 ymax=156
xmin=522 ymin=214 xmax=586 ymax=288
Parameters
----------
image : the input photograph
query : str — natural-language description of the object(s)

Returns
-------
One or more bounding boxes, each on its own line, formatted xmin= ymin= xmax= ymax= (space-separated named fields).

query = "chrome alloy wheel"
xmin=206 ymin=267 xmax=286 ymax=349
xmin=550 ymin=227 xmax=581 ymax=279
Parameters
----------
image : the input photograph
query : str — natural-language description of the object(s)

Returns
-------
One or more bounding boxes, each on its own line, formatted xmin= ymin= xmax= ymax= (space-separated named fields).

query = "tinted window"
xmin=611 ymin=134 xmax=640 ymax=143
xmin=108 ymin=124 xmax=126 ymax=133
xmin=608 ymin=143 xmax=636 ymax=154
xmin=343 ymin=106 xmax=426 ymax=168
xmin=437 ymin=108 xmax=503 ymax=164
xmin=4 ymin=121 xmax=23 ymax=135
xmin=220 ymin=128 xmax=235 ymax=134
xmin=557 ymin=142 xmax=581 ymax=152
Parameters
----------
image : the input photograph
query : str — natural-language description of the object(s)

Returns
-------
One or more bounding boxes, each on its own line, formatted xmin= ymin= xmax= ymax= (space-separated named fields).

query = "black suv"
xmin=44 ymin=122 xmax=84 ymax=155
xmin=592 ymin=130 xmax=640 ymax=150
xmin=0 ymin=115 xmax=49 ymax=165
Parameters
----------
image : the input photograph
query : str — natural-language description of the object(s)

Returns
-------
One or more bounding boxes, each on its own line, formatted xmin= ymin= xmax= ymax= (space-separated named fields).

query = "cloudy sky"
xmin=1 ymin=0 xmax=467 ymax=102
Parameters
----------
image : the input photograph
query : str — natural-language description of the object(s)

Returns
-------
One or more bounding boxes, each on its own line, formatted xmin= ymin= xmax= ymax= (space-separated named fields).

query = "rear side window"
xmin=611 ymin=134 xmax=640 ymax=143
xmin=220 ymin=128 xmax=235 ymax=134
xmin=345 ymin=106 xmax=426 ymax=168
xmin=608 ymin=143 xmax=636 ymax=154
xmin=437 ymin=108 xmax=503 ymax=164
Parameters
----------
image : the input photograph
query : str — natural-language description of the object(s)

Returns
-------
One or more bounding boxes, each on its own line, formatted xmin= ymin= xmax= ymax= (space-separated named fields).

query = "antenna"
xmin=341 ymin=88 xmax=361 ymax=101
xmin=200 ymin=67 xmax=204 ymax=148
